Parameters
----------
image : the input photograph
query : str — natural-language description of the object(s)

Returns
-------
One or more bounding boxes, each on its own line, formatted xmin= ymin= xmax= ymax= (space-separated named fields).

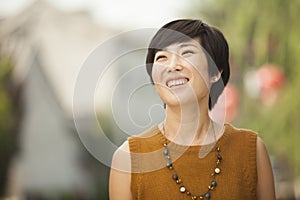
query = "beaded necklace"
xmin=162 ymin=137 xmax=222 ymax=199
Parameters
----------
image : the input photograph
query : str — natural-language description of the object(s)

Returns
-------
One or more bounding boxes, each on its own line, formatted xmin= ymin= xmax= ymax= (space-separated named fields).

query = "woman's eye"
xmin=156 ymin=55 xmax=167 ymax=61
xmin=182 ymin=50 xmax=194 ymax=55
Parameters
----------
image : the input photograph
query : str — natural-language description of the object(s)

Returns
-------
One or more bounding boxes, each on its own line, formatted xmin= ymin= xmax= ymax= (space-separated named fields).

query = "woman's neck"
xmin=163 ymin=101 xmax=222 ymax=146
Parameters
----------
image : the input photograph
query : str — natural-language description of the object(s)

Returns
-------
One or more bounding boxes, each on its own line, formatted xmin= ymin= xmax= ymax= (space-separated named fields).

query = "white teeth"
xmin=167 ymin=78 xmax=188 ymax=88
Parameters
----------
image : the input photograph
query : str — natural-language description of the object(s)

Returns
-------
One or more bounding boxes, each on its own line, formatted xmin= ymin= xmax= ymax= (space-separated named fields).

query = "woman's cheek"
xmin=152 ymin=63 xmax=165 ymax=86
xmin=187 ymin=56 xmax=210 ymax=86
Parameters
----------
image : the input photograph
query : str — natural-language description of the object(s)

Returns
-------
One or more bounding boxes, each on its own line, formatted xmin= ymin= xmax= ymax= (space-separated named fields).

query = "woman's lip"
xmin=166 ymin=76 xmax=190 ymax=88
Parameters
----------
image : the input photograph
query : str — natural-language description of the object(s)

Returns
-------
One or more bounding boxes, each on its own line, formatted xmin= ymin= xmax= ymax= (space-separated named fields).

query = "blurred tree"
xmin=0 ymin=56 xmax=21 ymax=196
xmin=187 ymin=0 xmax=300 ymax=175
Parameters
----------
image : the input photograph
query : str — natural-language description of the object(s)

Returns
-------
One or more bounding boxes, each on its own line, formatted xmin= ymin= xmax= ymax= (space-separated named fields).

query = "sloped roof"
xmin=0 ymin=0 xmax=117 ymax=116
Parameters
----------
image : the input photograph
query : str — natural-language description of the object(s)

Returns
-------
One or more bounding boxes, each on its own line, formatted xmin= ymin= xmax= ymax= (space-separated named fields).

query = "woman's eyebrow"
xmin=179 ymin=43 xmax=198 ymax=48
xmin=158 ymin=43 xmax=199 ymax=52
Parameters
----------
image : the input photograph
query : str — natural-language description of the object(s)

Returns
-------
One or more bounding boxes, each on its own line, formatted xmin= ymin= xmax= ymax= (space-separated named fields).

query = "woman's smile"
xmin=166 ymin=76 xmax=189 ymax=88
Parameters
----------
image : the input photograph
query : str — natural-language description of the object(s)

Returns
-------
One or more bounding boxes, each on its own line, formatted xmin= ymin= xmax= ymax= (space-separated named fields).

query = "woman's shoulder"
xmin=127 ymin=124 xmax=164 ymax=153
xmin=225 ymin=123 xmax=258 ymax=138
xmin=128 ymin=124 xmax=163 ymax=145
xmin=222 ymin=123 xmax=258 ymax=149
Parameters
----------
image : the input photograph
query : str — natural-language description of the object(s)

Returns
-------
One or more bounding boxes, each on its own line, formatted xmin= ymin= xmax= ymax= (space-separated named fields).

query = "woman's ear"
xmin=210 ymin=70 xmax=223 ymax=83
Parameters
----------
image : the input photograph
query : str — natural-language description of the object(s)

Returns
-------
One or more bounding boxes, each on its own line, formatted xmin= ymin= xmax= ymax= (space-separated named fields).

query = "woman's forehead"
xmin=159 ymin=38 xmax=201 ymax=52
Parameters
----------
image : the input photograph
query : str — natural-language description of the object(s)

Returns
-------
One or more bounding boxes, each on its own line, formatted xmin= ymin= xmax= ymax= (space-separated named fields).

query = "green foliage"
xmin=0 ymin=58 xmax=15 ymax=134
xmin=0 ymin=56 xmax=17 ymax=196
xmin=0 ymin=56 xmax=16 ymax=152
xmin=241 ymin=77 xmax=300 ymax=175
xmin=187 ymin=0 xmax=300 ymax=175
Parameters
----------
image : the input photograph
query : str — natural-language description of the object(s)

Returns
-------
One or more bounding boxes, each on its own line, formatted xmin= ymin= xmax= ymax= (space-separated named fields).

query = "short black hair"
xmin=146 ymin=19 xmax=230 ymax=110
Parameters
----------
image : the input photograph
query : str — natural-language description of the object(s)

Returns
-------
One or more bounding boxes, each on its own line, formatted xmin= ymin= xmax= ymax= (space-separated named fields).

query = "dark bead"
xmin=205 ymin=191 xmax=211 ymax=199
xmin=217 ymin=154 xmax=222 ymax=161
xmin=163 ymin=148 xmax=169 ymax=156
xmin=172 ymin=173 xmax=178 ymax=180
xmin=211 ymin=180 xmax=217 ymax=187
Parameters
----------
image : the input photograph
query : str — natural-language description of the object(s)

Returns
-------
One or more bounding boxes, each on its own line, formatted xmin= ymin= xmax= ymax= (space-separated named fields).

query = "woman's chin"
xmin=164 ymin=97 xmax=199 ymax=108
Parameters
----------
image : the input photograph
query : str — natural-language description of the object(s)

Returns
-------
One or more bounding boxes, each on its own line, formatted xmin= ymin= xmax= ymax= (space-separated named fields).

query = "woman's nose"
xmin=167 ymin=54 xmax=183 ymax=72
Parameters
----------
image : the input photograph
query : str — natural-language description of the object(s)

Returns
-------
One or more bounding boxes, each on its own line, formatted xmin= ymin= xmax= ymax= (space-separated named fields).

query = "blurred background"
xmin=0 ymin=0 xmax=299 ymax=199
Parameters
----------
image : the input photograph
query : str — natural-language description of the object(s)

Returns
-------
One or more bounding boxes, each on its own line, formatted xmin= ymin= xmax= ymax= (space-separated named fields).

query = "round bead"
xmin=179 ymin=186 xmax=186 ymax=193
xmin=217 ymin=154 xmax=222 ymax=161
xmin=214 ymin=167 xmax=221 ymax=174
xmin=211 ymin=180 xmax=217 ymax=187
xmin=205 ymin=191 xmax=211 ymax=199
xmin=163 ymin=148 xmax=169 ymax=156
xmin=166 ymin=162 xmax=172 ymax=168
xmin=172 ymin=173 xmax=178 ymax=180
xmin=176 ymin=179 xmax=182 ymax=184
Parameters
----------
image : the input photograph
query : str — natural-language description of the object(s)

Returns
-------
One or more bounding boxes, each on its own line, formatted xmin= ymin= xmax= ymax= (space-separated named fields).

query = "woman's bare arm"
xmin=109 ymin=141 xmax=132 ymax=200
xmin=256 ymin=137 xmax=276 ymax=200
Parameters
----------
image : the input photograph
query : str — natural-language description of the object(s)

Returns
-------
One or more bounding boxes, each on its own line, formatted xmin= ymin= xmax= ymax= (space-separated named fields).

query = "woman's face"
xmin=152 ymin=38 xmax=211 ymax=107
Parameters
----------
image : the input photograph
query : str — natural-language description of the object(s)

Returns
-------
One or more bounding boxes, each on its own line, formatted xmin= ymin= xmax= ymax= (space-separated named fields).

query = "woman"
xmin=109 ymin=19 xmax=276 ymax=200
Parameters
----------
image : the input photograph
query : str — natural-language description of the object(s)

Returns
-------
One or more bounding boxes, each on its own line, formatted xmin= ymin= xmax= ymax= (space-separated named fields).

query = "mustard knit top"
xmin=128 ymin=123 xmax=258 ymax=200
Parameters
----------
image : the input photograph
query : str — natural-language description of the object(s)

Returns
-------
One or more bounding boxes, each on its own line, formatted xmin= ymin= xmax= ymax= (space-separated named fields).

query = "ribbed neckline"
xmin=150 ymin=123 xmax=231 ymax=153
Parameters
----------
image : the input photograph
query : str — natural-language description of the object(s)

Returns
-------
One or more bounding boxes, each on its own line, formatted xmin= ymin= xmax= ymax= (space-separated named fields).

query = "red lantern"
xmin=210 ymin=84 xmax=239 ymax=122
xmin=257 ymin=64 xmax=286 ymax=106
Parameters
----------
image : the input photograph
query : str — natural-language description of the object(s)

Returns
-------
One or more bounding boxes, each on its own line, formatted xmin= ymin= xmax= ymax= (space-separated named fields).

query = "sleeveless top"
xmin=128 ymin=123 xmax=258 ymax=200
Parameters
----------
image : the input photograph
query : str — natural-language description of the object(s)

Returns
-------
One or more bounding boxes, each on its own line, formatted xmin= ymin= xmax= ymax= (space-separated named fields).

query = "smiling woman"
xmin=109 ymin=19 xmax=276 ymax=200
xmin=151 ymin=39 xmax=211 ymax=108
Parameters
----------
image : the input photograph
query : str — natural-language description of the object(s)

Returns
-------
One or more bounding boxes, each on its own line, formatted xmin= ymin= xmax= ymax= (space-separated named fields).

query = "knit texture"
xmin=128 ymin=123 xmax=258 ymax=200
